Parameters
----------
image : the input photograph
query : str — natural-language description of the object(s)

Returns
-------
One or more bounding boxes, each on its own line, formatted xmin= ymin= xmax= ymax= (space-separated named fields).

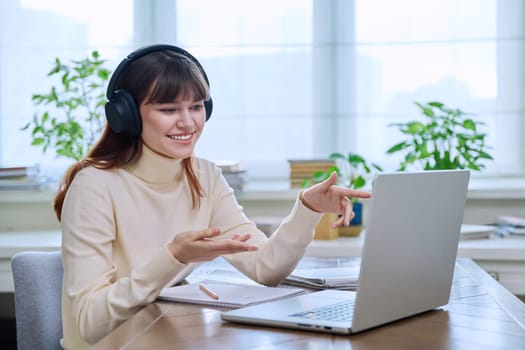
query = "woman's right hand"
xmin=167 ymin=227 xmax=258 ymax=264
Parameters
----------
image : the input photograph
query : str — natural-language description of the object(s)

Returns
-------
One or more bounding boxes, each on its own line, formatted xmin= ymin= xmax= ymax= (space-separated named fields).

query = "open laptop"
xmin=221 ymin=169 xmax=470 ymax=334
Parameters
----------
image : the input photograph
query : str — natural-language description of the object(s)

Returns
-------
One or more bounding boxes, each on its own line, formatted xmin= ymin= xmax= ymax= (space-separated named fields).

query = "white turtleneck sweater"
xmin=60 ymin=145 xmax=322 ymax=349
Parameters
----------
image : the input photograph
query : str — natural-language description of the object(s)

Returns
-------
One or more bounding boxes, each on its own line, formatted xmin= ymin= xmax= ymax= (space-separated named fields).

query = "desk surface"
xmin=92 ymin=258 xmax=525 ymax=350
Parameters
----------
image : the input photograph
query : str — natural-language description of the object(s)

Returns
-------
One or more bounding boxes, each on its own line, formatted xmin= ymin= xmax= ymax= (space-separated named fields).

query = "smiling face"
xmin=139 ymin=95 xmax=206 ymax=159
xmin=119 ymin=50 xmax=210 ymax=159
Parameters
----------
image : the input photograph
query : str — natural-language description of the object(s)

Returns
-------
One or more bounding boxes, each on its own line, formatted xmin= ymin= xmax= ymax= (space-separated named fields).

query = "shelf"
xmin=0 ymin=230 xmax=61 ymax=293
xmin=1 ymin=177 xmax=524 ymax=203
xmin=306 ymin=233 xmax=525 ymax=261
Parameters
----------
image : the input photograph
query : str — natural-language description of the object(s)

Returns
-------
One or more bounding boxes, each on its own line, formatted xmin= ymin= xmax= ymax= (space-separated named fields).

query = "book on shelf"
xmin=214 ymin=160 xmax=246 ymax=173
xmin=289 ymin=166 xmax=336 ymax=174
xmin=158 ymin=281 xmax=305 ymax=308
xmin=288 ymin=159 xmax=336 ymax=188
xmin=223 ymin=173 xmax=247 ymax=191
xmin=288 ymin=158 xmax=335 ymax=165
xmin=288 ymin=159 xmax=335 ymax=172
xmin=282 ymin=266 xmax=360 ymax=290
xmin=213 ymin=160 xmax=247 ymax=191
xmin=0 ymin=164 xmax=39 ymax=179
xmin=0 ymin=164 xmax=42 ymax=190
xmin=0 ymin=178 xmax=42 ymax=191
xmin=459 ymin=224 xmax=496 ymax=240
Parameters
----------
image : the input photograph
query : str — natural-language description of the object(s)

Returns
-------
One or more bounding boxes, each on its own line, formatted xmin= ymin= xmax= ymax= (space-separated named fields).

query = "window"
xmin=175 ymin=0 xmax=315 ymax=179
xmin=178 ymin=0 xmax=525 ymax=180
xmin=0 ymin=0 xmax=523 ymax=184
xmin=0 ymin=0 xmax=134 ymax=178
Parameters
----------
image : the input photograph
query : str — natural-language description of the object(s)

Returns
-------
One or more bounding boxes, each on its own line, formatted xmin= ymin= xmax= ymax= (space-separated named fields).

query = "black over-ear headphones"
xmin=105 ymin=44 xmax=213 ymax=136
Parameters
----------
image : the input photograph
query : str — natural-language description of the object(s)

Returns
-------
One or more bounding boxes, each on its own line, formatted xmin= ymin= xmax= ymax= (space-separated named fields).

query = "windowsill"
xmin=466 ymin=177 xmax=525 ymax=199
xmin=1 ymin=177 xmax=523 ymax=203
xmin=237 ymin=177 xmax=525 ymax=201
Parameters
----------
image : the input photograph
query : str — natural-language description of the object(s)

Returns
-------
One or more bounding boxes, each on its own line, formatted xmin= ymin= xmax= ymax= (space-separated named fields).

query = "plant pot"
xmin=337 ymin=201 xmax=363 ymax=237
xmin=314 ymin=213 xmax=339 ymax=240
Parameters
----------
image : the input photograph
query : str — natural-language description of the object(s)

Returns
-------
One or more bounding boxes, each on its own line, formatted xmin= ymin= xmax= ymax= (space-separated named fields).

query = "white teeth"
xmin=168 ymin=134 xmax=191 ymax=140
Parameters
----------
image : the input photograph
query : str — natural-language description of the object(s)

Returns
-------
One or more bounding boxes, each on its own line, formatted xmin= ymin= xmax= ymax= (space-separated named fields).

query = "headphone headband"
xmin=105 ymin=44 xmax=213 ymax=136
xmin=106 ymin=44 xmax=210 ymax=100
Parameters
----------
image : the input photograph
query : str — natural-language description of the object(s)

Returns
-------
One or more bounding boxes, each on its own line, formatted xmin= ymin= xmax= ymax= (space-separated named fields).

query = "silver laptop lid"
xmin=351 ymin=169 xmax=470 ymax=332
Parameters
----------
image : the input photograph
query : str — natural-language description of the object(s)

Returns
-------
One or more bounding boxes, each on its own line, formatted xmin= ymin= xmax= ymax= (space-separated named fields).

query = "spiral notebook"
xmin=283 ymin=266 xmax=360 ymax=290
xmin=158 ymin=281 xmax=305 ymax=308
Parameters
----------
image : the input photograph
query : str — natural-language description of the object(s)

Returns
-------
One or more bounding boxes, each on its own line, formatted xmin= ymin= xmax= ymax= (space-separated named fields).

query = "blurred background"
xmin=1 ymin=0 xmax=523 ymax=185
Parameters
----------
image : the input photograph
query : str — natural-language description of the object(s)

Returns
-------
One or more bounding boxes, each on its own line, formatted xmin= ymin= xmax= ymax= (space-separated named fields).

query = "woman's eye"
xmin=160 ymin=108 xmax=177 ymax=113
xmin=190 ymin=104 xmax=203 ymax=111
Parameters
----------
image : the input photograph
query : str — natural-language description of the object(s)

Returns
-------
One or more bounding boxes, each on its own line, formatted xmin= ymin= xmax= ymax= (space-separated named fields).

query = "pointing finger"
xmin=343 ymin=189 xmax=371 ymax=200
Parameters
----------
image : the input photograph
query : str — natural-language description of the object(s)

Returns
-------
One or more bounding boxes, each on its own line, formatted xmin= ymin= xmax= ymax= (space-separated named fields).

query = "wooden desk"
xmin=92 ymin=258 xmax=525 ymax=350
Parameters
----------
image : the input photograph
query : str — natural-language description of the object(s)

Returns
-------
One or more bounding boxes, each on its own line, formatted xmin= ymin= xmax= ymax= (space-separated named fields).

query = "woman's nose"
xmin=175 ymin=109 xmax=193 ymax=128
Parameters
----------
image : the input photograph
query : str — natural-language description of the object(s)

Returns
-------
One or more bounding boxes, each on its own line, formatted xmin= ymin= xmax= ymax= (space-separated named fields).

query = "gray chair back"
xmin=11 ymin=250 xmax=63 ymax=350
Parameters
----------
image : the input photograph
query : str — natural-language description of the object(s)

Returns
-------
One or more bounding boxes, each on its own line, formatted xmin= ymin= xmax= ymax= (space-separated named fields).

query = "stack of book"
xmin=0 ymin=165 xmax=41 ymax=190
xmin=215 ymin=160 xmax=247 ymax=192
xmin=287 ymin=159 xmax=335 ymax=188
xmin=497 ymin=216 xmax=525 ymax=235
xmin=459 ymin=224 xmax=496 ymax=240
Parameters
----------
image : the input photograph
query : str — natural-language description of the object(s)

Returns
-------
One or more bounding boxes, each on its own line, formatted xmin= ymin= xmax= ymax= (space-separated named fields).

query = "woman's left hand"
xmin=301 ymin=171 xmax=371 ymax=228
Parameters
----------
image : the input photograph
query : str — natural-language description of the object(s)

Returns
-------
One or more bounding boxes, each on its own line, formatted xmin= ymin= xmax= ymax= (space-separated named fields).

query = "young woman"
xmin=56 ymin=44 xmax=370 ymax=349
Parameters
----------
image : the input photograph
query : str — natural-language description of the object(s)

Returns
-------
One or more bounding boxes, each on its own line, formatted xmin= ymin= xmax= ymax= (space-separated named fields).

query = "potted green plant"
xmin=22 ymin=51 xmax=111 ymax=161
xmin=303 ymin=152 xmax=383 ymax=238
xmin=386 ymin=101 xmax=493 ymax=171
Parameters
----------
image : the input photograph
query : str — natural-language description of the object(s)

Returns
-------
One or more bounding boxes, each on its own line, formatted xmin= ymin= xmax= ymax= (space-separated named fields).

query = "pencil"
xmin=199 ymin=283 xmax=219 ymax=300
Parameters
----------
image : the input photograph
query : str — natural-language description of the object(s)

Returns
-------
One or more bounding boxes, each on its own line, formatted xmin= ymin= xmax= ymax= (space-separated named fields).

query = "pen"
xmin=199 ymin=283 xmax=219 ymax=300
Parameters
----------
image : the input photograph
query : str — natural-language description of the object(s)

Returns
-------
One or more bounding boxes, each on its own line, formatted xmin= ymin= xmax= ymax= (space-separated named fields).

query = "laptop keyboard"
xmin=289 ymin=300 xmax=355 ymax=322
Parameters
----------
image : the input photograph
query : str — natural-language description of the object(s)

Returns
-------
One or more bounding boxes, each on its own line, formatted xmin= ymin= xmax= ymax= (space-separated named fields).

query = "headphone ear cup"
xmin=105 ymin=89 xmax=142 ymax=136
xmin=204 ymin=98 xmax=213 ymax=121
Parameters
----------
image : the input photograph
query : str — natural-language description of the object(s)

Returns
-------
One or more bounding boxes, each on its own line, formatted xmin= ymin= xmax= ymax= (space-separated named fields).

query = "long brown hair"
xmin=54 ymin=50 xmax=210 ymax=221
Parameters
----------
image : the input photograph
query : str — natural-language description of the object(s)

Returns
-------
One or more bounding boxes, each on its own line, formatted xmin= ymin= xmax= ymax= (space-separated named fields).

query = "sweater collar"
xmin=127 ymin=144 xmax=183 ymax=184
